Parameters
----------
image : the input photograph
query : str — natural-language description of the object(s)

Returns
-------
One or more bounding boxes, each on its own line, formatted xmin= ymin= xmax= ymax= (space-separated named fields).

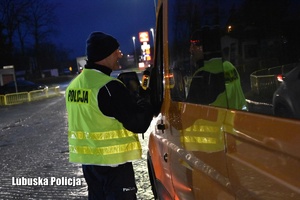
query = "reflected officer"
xmin=187 ymin=29 xmax=226 ymax=106
xmin=187 ymin=29 xmax=247 ymax=110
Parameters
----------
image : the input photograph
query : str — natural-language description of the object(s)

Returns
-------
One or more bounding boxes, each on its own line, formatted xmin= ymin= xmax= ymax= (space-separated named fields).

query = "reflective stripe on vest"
xmin=66 ymin=69 xmax=142 ymax=165
xmin=180 ymin=110 xmax=226 ymax=153
xmin=180 ymin=124 xmax=224 ymax=152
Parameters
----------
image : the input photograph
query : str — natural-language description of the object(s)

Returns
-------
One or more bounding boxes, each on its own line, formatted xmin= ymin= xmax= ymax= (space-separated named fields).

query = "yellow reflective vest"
xmin=180 ymin=59 xmax=247 ymax=152
xmin=65 ymin=68 xmax=142 ymax=165
xmin=223 ymin=61 xmax=247 ymax=110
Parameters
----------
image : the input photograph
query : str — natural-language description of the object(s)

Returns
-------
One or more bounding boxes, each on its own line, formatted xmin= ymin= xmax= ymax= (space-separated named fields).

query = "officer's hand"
xmin=139 ymin=86 xmax=151 ymax=100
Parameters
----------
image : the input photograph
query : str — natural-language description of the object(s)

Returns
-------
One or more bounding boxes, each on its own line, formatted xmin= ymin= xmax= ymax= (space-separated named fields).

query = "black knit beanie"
xmin=86 ymin=32 xmax=119 ymax=62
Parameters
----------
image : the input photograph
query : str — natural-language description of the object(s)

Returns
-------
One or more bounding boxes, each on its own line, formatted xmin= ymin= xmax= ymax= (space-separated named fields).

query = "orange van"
xmin=146 ymin=0 xmax=300 ymax=199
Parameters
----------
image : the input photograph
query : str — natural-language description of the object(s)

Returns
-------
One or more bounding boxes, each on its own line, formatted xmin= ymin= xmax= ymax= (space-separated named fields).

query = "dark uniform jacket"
xmin=85 ymin=62 xmax=153 ymax=133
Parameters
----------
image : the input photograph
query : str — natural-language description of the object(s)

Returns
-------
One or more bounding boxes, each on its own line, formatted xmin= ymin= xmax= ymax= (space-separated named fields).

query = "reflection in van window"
xmin=168 ymin=0 xmax=300 ymax=119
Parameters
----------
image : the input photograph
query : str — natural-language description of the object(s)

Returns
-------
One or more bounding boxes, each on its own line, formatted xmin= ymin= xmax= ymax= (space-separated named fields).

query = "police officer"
xmin=186 ymin=29 xmax=247 ymax=110
xmin=186 ymin=29 xmax=226 ymax=105
xmin=65 ymin=32 xmax=153 ymax=200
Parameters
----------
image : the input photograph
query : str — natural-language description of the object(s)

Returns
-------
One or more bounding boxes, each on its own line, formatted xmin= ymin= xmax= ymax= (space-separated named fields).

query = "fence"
xmin=250 ymin=64 xmax=296 ymax=97
xmin=0 ymin=86 xmax=60 ymax=106
xmin=250 ymin=66 xmax=285 ymax=97
xmin=250 ymin=74 xmax=278 ymax=96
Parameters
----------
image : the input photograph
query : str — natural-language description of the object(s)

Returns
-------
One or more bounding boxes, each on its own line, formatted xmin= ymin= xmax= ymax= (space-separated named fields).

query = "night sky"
xmin=51 ymin=0 xmax=156 ymax=59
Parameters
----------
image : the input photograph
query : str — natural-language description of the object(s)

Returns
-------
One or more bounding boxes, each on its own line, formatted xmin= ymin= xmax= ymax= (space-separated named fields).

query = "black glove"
xmin=139 ymin=86 xmax=151 ymax=99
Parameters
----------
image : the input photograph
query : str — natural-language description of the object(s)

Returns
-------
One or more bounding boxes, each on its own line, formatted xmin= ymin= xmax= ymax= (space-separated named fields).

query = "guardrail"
xmin=250 ymin=64 xmax=296 ymax=96
xmin=250 ymin=73 xmax=278 ymax=96
xmin=0 ymin=86 xmax=60 ymax=106
xmin=250 ymin=66 xmax=285 ymax=96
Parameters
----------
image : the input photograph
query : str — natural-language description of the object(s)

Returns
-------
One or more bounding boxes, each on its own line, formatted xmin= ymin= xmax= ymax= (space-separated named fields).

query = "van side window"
xmin=225 ymin=0 xmax=300 ymax=119
xmin=168 ymin=1 xmax=229 ymax=109
xmin=168 ymin=0 xmax=300 ymax=119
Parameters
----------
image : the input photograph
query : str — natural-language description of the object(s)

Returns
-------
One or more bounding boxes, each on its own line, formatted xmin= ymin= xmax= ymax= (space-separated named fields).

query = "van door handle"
xmin=163 ymin=153 xmax=168 ymax=162
xmin=157 ymin=120 xmax=165 ymax=133
xmin=157 ymin=123 xmax=165 ymax=131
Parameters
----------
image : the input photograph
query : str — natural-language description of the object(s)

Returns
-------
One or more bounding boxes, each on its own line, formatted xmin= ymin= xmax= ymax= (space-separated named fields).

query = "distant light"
xmin=141 ymin=42 xmax=150 ymax=51
xmin=139 ymin=32 xmax=149 ymax=43
xmin=3 ymin=65 xmax=14 ymax=69
xmin=227 ymin=25 xmax=232 ymax=33
xmin=277 ymin=74 xmax=283 ymax=82
xmin=138 ymin=62 xmax=145 ymax=68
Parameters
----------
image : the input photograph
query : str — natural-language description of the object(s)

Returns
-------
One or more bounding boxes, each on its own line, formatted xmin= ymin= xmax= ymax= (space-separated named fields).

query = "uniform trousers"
xmin=82 ymin=162 xmax=137 ymax=200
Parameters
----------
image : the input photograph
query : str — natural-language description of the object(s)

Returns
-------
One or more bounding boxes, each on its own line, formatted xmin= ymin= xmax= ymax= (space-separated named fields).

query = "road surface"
xmin=0 ymin=93 xmax=154 ymax=199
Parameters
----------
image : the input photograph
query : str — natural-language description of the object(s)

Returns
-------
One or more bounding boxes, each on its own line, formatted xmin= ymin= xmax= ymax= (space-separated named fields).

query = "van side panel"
xmin=224 ymin=111 xmax=300 ymax=199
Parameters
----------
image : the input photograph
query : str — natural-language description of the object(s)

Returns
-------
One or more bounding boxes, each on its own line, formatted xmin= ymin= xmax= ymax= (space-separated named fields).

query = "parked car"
xmin=0 ymin=80 xmax=48 ymax=94
xmin=273 ymin=66 xmax=300 ymax=119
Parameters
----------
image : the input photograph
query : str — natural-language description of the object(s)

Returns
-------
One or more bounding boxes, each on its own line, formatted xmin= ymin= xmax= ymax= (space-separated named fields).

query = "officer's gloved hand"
xmin=138 ymin=86 xmax=151 ymax=102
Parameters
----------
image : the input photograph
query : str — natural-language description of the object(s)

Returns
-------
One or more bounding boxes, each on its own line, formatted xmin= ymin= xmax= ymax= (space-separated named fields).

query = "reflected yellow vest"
xmin=180 ymin=109 xmax=226 ymax=153
xmin=192 ymin=58 xmax=228 ymax=107
xmin=65 ymin=69 xmax=142 ymax=165
xmin=181 ymin=58 xmax=246 ymax=152
xmin=192 ymin=58 xmax=247 ymax=110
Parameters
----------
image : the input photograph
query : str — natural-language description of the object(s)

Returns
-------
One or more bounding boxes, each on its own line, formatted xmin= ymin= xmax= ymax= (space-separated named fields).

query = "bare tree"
xmin=27 ymin=0 xmax=58 ymax=71
xmin=0 ymin=0 xmax=71 ymax=77
xmin=28 ymin=0 xmax=57 ymax=51
xmin=0 ymin=0 xmax=31 ymax=57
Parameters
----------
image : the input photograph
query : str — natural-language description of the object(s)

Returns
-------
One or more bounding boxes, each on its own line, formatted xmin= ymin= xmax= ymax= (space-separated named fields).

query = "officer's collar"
xmin=84 ymin=61 xmax=112 ymax=76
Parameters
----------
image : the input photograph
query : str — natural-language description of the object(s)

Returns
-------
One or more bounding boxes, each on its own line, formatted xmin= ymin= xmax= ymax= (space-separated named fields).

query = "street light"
xmin=150 ymin=28 xmax=155 ymax=46
xmin=132 ymin=36 xmax=137 ymax=68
